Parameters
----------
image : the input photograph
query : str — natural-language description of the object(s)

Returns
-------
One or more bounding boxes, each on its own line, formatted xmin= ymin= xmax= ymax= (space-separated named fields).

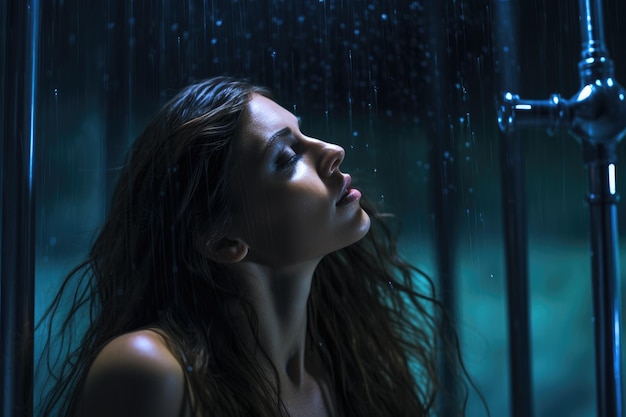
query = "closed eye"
xmin=276 ymin=150 xmax=301 ymax=173
xmin=270 ymin=117 xmax=304 ymax=174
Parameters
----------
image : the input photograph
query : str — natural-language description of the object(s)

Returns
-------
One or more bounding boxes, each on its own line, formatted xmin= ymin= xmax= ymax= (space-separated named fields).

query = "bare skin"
xmin=79 ymin=330 xmax=188 ymax=417
xmin=79 ymin=94 xmax=371 ymax=417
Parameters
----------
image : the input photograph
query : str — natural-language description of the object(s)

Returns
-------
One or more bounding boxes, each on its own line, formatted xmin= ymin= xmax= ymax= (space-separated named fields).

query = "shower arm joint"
xmin=498 ymin=53 xmax=626 ymax=166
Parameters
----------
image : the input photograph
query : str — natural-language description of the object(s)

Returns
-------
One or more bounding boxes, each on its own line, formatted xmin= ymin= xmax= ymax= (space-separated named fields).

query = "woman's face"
xmin=227 ymin=94 xmax=371 ymax=267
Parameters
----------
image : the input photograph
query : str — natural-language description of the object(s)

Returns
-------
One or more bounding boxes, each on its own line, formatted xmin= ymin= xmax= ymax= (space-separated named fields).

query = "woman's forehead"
xmin=237 ymin=95 xmax=299 ymax=152
xmin=246 ymin=95 xmax=298 ymax=132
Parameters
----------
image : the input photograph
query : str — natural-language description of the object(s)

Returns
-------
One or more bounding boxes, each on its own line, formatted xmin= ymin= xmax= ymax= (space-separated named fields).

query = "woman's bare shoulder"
xmin=78 ymin=329 xmax=189 ymax=417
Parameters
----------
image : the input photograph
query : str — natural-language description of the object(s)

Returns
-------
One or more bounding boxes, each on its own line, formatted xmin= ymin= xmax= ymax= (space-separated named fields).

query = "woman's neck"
xmin=227 ymin=259 xmax=321 ymax=389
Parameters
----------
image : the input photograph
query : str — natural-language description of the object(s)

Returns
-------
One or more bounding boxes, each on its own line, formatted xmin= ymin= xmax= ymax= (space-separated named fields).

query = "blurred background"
xmin=8 ymin=0 xmax=626 ymax=415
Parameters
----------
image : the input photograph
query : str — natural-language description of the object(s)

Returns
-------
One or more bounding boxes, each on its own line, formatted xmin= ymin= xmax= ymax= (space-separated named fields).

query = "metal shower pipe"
xmin=498 ymin=0 xmax=626 ymax=416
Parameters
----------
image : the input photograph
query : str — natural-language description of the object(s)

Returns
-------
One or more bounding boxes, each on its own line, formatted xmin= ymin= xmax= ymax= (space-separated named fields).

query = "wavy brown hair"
xmin=38 ymin=77 xmax=475 ymax=416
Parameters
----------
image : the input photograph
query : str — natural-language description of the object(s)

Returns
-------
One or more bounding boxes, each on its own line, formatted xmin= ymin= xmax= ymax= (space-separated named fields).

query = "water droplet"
xmin=373 ymin=168 xmax=377 ymax=173
xmin=211 ymin=38 xmax=218 ymax=45
xmin=186 ymin=366 xmax=194 ymax=372
xmin=352 ymin=130 xmax=359 ymax=137
xmin=381 ymin=13 xmax=388 ymax=21
xmin=215 ymin=19 xmax=223 ymax=27
xmin=354 ymin=29 xmax=360 ymax=35
xmin=49 ymin=236 xmax=57 ymax=246
xmin=170 ymin=22 xmax=179 ymax=31
xmin=409 ymin=1 xmax=422 ymax=11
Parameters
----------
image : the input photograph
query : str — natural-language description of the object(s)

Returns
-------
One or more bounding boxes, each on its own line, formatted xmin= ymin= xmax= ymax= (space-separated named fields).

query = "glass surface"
xmin=31 ymin=1 xmax=626 ymax=416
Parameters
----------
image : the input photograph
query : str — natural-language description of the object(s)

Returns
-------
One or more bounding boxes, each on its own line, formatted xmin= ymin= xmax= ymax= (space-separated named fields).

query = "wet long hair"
xmin=38 ymin=77 xmax=473 ymax=416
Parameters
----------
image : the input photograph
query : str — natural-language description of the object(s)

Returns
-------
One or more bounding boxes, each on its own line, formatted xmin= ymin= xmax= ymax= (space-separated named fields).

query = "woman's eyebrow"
xmin=264 ymin=115 xmax=302 ymax=154
xmin=265 ymin=127 xmax=292 ymax=154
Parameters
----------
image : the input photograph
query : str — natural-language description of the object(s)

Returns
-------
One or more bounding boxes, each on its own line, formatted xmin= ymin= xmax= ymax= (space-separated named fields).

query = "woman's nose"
xmin=318 ymin=141 xmax=345 ymax=177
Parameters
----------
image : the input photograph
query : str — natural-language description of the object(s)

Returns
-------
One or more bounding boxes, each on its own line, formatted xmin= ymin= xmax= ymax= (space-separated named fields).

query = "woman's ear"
xmin=197 ymin=237 xmax=249 ymax=263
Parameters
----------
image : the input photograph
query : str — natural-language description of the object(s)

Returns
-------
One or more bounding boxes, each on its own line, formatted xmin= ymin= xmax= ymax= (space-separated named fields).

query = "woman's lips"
xmin=336 ymin=188 xmax=362 ymax=206
xmin=336 ymin=174 xmax=362 ymax=206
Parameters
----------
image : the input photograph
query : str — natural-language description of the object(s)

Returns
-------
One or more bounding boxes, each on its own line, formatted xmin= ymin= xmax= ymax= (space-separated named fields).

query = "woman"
xmin=39 ymin=77 xmax=471 ymax=416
